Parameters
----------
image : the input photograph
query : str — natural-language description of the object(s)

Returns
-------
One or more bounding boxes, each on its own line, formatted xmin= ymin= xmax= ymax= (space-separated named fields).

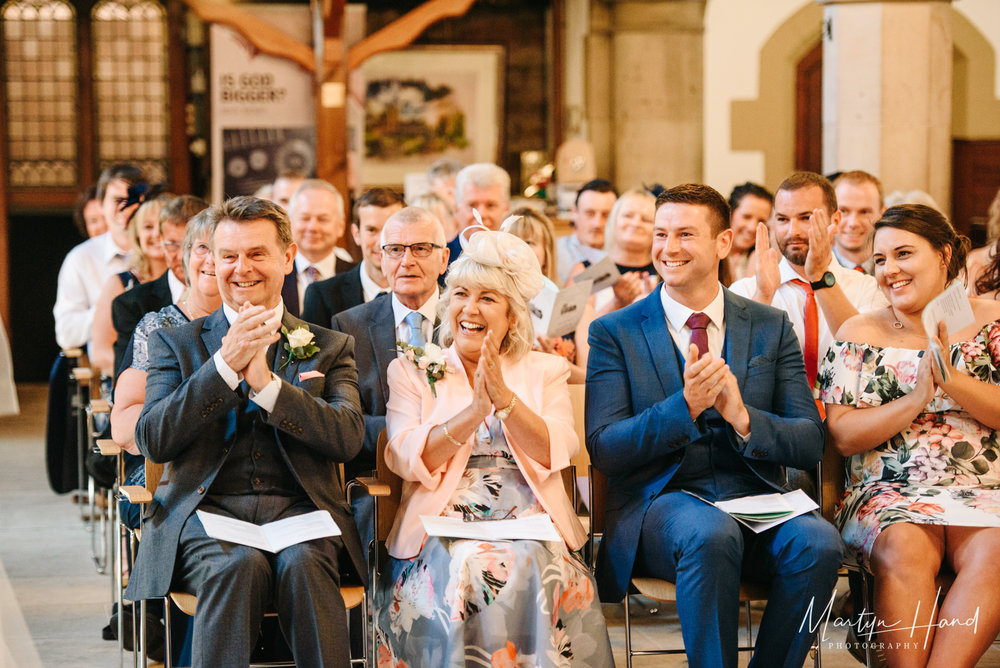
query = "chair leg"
xmin=164 ymin=597 xmax=173 ymax=668
xmin=624 ymin=593 xmax=633 ymax=668
xmin=744 ymin=600 xmax=753 ymax=648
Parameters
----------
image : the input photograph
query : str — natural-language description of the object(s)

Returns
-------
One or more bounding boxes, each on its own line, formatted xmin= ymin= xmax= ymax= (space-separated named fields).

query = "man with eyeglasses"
xmin=111 ymin=195 xmax=209 ymax=377
xmin=330 ymin=206 xmax=449 ymax=566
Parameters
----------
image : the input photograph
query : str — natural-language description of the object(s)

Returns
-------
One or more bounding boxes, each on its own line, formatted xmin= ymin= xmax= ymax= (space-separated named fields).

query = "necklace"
xmin=889 ymin=306 xmax=904 ymax=330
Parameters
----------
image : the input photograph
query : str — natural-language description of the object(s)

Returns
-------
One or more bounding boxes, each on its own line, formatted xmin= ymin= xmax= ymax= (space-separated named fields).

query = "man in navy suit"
xmin=586 ymin=183 xmax=842 ymax=668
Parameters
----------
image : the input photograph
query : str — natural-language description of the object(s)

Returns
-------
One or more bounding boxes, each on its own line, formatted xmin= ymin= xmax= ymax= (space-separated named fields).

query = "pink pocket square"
xmin=298 ymin=370 xmax=325 ymax=381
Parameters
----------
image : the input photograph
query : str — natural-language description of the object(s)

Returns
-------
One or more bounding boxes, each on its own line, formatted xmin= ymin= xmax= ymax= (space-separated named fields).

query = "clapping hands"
xmin=219 ymin=301 xmax=281 ymax=391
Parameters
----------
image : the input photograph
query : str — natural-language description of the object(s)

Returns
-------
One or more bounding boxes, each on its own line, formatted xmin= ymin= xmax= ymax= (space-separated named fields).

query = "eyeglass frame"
xmin=380 ymin=242 xmax=445 ymax=259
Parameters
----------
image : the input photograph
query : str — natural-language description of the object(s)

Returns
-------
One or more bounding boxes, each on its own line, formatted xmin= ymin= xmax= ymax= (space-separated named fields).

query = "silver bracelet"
xmin=440 ymin=421 xmax=464 ymax=447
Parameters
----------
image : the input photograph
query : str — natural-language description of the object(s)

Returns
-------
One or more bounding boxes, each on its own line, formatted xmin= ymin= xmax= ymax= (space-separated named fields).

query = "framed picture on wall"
xmin=360 ymin=45 xmax=505 ymax=187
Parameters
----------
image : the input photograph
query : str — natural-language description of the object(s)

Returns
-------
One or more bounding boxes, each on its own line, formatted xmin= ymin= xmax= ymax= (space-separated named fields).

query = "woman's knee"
xmin=870 ymin=524 xmax=942 ymax=580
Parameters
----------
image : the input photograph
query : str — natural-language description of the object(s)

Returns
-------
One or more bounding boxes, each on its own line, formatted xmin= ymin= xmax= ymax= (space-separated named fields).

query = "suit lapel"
xmin=722 ymin=289 xmax=751 ymax=391
xmin=274 ymin=309 xmax=308 ymax=382
xmin=200 ymin=309 xmax=229 ymax=357
xmin=369 ymin=297 xmax=397 ymax=408
xmin=639 ymin=292 xmax=685 ymax=399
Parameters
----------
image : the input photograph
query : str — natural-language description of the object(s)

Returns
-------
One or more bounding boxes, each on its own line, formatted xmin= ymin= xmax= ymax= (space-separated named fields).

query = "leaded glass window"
xmin=1 ymin=0 xmax=78 ymax=187
xmin=92 ymin=0 xmax=167 ymax=182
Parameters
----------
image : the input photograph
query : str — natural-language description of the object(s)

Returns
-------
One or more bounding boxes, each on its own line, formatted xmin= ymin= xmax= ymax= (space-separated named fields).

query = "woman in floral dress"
xmin=375 ymin=229 xmax=612 ymax=667
xmin=819 ymin=204 xmax=1000 ymax=667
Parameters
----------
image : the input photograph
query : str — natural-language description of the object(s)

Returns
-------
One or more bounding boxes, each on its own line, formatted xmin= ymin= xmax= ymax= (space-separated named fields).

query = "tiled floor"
xmin=2 ymin=383 xmax=997 ymax=667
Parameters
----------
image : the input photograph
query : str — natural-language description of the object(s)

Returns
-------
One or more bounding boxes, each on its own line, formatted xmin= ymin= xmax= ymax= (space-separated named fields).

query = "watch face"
xmin=823 ymin=271 xmax=835 ymax=287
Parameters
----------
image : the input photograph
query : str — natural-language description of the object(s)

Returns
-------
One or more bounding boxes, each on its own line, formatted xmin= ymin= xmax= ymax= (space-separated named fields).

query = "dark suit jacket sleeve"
xmin=301 ymin=282 xmax=332 ymax=328
xmin=112 ymin=291 xmax=144 ymax=376
xmin=264 ymin=330 xmax=364 ymax=464
xmin=135 ymin=327 xmax=242 ymax=464
xmin=738 ymin=312 xmax=825 ymax=470
xmin=330 ymin=312 xmax=383 ymax=471
xmin=585 ymin=317 xmax=705 ymax=479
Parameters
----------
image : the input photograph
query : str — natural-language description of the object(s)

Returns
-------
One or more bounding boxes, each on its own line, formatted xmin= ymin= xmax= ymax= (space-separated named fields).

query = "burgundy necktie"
xmin=686 ymin=312 xmax=711 ymax=358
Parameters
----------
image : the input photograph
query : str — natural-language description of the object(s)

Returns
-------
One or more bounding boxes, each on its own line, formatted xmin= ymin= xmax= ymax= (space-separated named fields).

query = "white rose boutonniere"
xmin=396 ymin=341 xmax=450 ymax=397
xmin=279 ymin=324 xmax=320 ymax=370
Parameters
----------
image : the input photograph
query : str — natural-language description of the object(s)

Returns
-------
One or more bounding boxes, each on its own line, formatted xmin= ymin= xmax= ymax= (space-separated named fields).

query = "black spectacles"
xmin=380 ymin=242 xmax=444 ymax=258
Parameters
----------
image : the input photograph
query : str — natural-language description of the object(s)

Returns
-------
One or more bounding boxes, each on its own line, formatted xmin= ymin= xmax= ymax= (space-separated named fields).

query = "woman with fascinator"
xmin=374 ymin=228 xmax=613 ymax=667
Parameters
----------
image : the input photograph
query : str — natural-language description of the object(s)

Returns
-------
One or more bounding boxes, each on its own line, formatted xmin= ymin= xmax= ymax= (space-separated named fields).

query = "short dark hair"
xmin=728 ymin=182 xmax=773 ymax=212
xmin=72 ymin=185 xmax=99 ymax=238
xmin=353 ymin=187 xmax=405 ymax=223
xmin=875 ymin=204 xmax=970 ymax=283
xmin=575 ymin=179 xmax=617 ymax=206
xmin=776 ymin=171 xmax=838 ymax=215
xmin=833 ymin=170 xmax=884 ymax=208
xmin=209 ymin=196 xmax=293 ymax=249
xmin=160 ymin=195 xmax=209 ymax=231
xmin=655 ymin=183 xmax=731 ymax=236
xmin=96 ymin=163 xmax=146 ymax=202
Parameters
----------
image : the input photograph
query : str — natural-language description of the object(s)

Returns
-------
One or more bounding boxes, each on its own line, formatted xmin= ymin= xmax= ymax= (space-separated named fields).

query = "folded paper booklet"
xmin=530 ymin=278 xmax=593 ymax=338
xmin=196 ymin=509 xmax=341 ymax=553
xmin=573 ymin=255 xmax=621 ymax=294
xmin=921 ymin=281 xmax=975 ymax=383
xmin=684 ymin=489 xmax=818 ymax=533
xmin=421 ymin=514 xmax=562 ymax=542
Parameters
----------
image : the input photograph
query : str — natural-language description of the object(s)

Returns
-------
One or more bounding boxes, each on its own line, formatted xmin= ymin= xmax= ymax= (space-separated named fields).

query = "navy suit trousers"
xmin=637 ymin=491 xmax=843 ymax=668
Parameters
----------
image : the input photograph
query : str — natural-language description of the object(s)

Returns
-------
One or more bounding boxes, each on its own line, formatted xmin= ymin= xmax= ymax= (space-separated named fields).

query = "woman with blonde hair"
xmin=374 ymin=228 xmax=612 ymax=667
xmin=90 ymin=193 xmax=171 ymax=377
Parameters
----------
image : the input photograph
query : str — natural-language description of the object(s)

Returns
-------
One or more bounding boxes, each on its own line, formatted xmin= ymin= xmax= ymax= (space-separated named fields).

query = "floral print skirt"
xmin=374 ymin=456 xmax=613 ymax=667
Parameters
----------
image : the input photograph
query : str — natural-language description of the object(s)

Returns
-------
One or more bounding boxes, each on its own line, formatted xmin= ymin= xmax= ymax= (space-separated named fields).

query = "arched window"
xmin=91 ymin=0 xmax=168 ymax=182
xmin=1 ymin=0 xmax=78 ymax=187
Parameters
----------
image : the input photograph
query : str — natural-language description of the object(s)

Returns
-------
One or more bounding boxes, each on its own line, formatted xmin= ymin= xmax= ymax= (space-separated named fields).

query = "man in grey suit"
xmin=331 ymin=206 xmax=449 ymax=550
xmin=125 ymin=196 xmax=365 ymax=667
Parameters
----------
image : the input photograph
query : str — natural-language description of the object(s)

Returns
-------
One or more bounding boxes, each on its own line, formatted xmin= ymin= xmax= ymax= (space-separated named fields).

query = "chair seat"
xmin=168 ymin=585 xmax=365 ymax=620
xmin=631 ymin=577 xmax=770 ymax=603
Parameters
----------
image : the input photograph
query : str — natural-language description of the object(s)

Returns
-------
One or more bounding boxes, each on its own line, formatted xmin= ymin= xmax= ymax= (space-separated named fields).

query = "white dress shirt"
xmin=294 ymin=252 xmax=338 ymax=305
xmin=660 ymin=283 xmax=727 ymax=362
xmin=729 ymin=258 xmax=888 ymax=369
xmin=213 ymin=300 xmax=285 ymax=413
xmin=391 ymin=292 xmax=439 ymax=350
xmin=556 ymin=234 xmax=606 ymax=286
xmin=167 ymin=269 xmax=186 ymax=303
xmin=53 ymin=231 xmax=130 ymax=349
xmin=358 ymin=260 xmax=389 ymax=303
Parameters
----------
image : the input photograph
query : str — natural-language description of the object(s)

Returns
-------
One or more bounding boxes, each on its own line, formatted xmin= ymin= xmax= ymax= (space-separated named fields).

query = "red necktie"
xmin=790 ymin=279 xmax=819 ymax=389
xmin=854 ymin=265 xmax=865 ymax=273
xmin=685 ymin=312 xmax=711 ymax=359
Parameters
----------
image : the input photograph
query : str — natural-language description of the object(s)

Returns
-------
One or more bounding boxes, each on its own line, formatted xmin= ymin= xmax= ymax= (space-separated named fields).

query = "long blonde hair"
xmin=499 ymin=207 xmax=558 ymax=283
xmin=127 ymin=194 xmax=171 ymax=281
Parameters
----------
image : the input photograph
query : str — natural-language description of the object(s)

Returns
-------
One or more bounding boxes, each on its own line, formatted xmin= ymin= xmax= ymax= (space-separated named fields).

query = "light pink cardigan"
xmin=384 ymin=346 xmax=586 ymax=559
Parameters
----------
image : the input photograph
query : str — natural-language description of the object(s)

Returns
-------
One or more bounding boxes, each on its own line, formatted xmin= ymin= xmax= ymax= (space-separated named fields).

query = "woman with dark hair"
xmin=819 ymin=204 xmax=1000 ymax=667
xmin=722 ymin=182 xmax=773 ymax=285
xmin=966 ymin=186 xmax=1000 ymax=297
xmin=974 ymin=246 xmax=1000 ymax=299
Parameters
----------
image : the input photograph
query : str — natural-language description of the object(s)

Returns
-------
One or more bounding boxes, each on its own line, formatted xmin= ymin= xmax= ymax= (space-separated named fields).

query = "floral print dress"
xmin=373 ymin=420 xmax=613 ymax=668
xmin=817 ymin=319 xmax=1000 ymax=568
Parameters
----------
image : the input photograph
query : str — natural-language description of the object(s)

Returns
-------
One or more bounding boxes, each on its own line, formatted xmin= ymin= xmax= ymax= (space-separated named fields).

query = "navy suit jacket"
xmin=585 ymin=287 xmax=824 ymax=602
xmin=302 ymin=264 xmax=365 ymax=328
xmin=124 ymin=308 xmax=366 ymax=600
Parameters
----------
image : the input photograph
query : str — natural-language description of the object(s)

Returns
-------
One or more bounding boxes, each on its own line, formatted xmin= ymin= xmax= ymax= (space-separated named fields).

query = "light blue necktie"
xmin=405 ymin=311 xmax=426 ymax=348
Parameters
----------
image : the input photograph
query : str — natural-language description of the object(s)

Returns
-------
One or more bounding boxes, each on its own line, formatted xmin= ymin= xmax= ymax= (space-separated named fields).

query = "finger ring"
xmin=488 ymin=362 xmax=495 ymax=370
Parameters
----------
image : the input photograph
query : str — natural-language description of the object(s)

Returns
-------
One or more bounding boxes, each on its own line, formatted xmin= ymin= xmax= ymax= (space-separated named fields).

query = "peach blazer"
xmin=384 ymin=346 xmax=586 ymax=559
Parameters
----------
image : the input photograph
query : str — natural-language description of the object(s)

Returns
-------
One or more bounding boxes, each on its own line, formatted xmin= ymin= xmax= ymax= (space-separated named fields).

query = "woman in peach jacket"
xmin=374 ymin=229 xmax=612 ymax=668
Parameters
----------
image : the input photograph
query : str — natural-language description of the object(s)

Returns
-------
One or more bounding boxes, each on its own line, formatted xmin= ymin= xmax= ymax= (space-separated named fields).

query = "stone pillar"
xmin=820 ymin=0 xmax=953 ymax=211
xmin=584 ymin=1 xmax=705 ymax=188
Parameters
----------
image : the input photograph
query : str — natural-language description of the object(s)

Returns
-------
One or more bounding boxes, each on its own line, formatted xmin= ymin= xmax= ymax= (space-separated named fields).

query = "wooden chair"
xmin=122 ymin=455 xmax=368 ymax=667
xmin=347 ymin=430 xmax=400 ymax=665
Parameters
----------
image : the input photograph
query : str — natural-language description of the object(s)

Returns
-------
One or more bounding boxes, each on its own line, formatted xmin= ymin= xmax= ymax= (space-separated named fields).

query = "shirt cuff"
xmin=249 ymin=374 xmax=281 ymax=413
xmin=735 ymin=428 xmax=751 ymax=443
xmin=213 ymin=350 xmax=241 ymax=389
